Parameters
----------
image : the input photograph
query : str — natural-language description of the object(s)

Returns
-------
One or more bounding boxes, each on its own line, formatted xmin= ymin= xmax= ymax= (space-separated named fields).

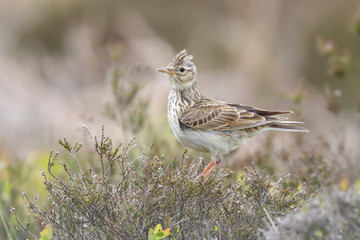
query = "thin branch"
xmin=263 ymin=206 xmax=278 ymax=233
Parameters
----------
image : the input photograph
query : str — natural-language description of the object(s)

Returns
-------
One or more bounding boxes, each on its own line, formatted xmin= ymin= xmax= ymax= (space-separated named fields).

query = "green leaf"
xmin=39 ymin=224 xmax=53 ymax=240
xmin=155 ymin=232 xmax=166 ymax=238
xmin=154 ymin=224 xmax=162 ymax=233
xmin=150 ymin=224 xmax=171 ymax=239
xmin=148 ymin=228 xmax=157 ymax=240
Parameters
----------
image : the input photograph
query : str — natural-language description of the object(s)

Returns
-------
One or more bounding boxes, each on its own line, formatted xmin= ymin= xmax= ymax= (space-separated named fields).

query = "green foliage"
xmin=0 ymin=151 xmax=64 ymax=240
xmin=11 ymin=128 xmax=310 ymax=239
xmin=39 ymin=224 xmax=53 ymax=240
xmin=148 ymin=224 xmax=171 ymax=240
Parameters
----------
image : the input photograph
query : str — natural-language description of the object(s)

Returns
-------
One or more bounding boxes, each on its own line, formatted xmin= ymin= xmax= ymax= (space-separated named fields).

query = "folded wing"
xmin=179 ymin=97 xmax=294 ymax=131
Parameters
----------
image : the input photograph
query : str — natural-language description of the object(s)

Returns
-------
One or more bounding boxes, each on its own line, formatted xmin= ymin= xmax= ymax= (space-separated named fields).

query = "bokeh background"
xmin=1 ymin=0 xmax=360 ymax=157
xmin=1 ymin=0 xmax=360 ymax=238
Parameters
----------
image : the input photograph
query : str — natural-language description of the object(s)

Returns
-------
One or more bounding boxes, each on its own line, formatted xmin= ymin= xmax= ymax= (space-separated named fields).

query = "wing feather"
xmin=179 ymin=98 xmax=286 ymax=131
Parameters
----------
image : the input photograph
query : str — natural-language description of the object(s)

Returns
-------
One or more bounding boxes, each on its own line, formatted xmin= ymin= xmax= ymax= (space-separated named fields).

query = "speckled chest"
xmin=167 ymin=90 xmax=246 ymax=155
xmin=167 ymin=91 xmax=187 ymax=144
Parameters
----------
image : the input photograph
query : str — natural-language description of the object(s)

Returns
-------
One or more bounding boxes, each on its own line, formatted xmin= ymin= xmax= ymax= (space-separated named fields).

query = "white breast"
xmin=167 ymin=92 xmax=243 ymax=156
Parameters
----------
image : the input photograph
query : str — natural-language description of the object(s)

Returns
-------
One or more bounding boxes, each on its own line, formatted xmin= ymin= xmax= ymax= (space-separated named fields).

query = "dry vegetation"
xmin=11 ymin=128 xmax=311 ymax=239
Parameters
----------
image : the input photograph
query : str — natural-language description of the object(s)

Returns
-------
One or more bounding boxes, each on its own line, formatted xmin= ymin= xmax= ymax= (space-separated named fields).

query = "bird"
xmin=158 ymin=49 xmax=308 ymax=178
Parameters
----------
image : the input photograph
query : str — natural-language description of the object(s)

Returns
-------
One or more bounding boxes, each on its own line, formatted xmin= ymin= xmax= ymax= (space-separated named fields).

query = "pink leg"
xmin=200 ymin=160 xmax=214 ymax=176
xmin=202 ymin=162 xmax=220 ymax=178
xmin=200 ymin=156 xmax=222 ymax=178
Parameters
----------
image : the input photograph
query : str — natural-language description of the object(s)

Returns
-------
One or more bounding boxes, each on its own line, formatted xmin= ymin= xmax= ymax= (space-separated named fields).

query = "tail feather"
xmin=268 ymin=121 xmax=309 ymax=133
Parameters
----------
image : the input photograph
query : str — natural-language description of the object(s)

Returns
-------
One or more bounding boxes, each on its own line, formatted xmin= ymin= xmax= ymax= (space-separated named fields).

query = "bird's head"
xmin=158 ymin=49 xmax=198 ymax=90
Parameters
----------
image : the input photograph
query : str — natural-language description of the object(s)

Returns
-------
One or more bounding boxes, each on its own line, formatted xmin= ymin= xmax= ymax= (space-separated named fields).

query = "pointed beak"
xmin=157 ymin=67 xmax=176 ymax=75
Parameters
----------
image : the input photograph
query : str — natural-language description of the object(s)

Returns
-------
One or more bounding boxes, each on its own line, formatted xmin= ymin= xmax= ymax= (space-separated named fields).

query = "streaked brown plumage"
xmin=158 ymin=49 xmax=308 ymax=178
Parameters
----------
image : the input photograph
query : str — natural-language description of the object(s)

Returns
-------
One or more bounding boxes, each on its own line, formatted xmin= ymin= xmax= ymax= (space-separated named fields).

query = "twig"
xmin=263 ymin=207 xmax=278 ymax=233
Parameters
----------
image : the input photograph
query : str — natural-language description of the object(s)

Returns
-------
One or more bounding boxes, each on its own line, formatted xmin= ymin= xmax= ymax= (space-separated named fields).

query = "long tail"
xmin=268 ymin=121 xmax=309 ymax=133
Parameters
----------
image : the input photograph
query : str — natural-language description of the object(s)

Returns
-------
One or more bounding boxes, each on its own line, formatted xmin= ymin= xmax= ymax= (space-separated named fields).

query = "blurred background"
xmin=1 ymin=0 xmax=359 ymax=157
xmin=1 ymin=0 xmax=360 ymax=237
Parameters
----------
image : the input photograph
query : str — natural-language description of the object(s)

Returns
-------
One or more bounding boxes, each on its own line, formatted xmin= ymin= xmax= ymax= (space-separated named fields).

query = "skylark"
xmin=158 ymin=49 xmax=308 ymax=178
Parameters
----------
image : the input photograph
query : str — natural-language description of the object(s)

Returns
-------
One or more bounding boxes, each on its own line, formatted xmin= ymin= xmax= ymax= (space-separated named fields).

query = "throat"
xmin=172 ymin=82 xmax=201 ymax=104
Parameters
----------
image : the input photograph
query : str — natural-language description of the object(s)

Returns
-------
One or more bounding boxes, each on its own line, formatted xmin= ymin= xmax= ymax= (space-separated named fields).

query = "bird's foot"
xmin=195 ymin=156 xmax=221 ymax=180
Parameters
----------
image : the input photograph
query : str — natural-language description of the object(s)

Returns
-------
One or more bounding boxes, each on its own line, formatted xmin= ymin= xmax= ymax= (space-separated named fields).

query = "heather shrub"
xmin=11 ymin=127 xmax=310 ymax=239
xmin=263 ymin=187 xmax=360 ymax=240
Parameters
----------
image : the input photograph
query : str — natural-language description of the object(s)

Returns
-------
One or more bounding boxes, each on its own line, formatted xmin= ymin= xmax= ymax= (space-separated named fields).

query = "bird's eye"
xmin=179 ymin=67 xmax=185 ymax=72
